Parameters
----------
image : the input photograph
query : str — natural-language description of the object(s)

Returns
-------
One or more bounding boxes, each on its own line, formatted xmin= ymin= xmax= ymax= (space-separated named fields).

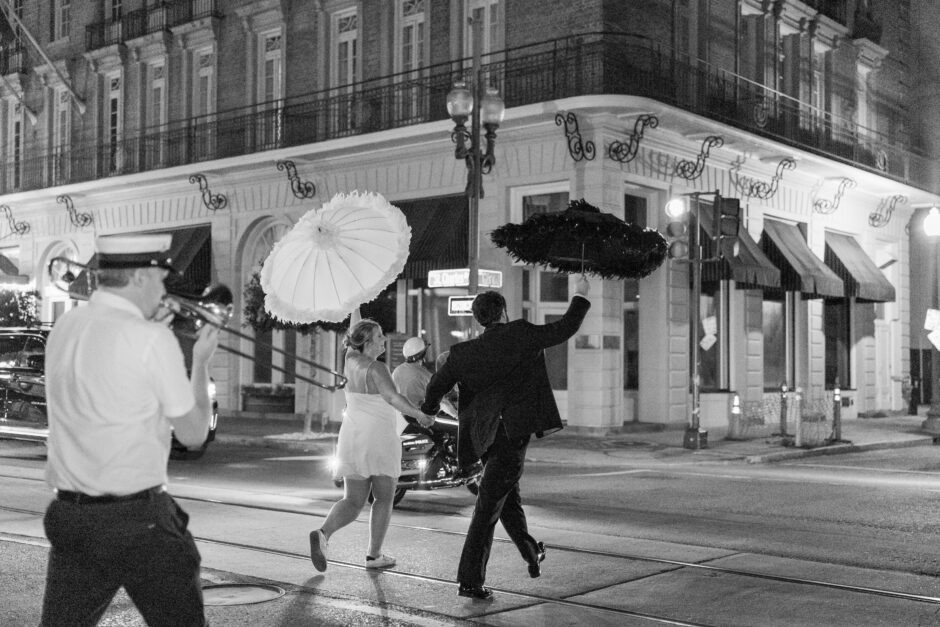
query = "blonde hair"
xmin=344 ymin=319 xmax=381 ymax=352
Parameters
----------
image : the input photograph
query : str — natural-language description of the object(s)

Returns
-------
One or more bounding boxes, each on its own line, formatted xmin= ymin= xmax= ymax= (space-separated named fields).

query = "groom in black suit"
xmin=422 ymin=276 xmax=591 ymax=599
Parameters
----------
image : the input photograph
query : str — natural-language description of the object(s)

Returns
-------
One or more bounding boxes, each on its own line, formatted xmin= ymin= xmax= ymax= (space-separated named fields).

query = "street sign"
xmin=448 ymin=295 xmax=476 ymax=316
xmin=428 ymin=268 xmax=502 ymax=289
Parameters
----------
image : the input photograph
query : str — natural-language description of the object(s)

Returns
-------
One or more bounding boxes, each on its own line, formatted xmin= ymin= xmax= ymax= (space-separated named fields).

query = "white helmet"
xmin=402 ymin=337 xmax=428 ymax=359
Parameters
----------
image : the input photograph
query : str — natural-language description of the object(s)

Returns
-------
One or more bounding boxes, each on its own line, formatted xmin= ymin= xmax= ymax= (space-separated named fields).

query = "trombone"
xmin=47 ymin=257 xmax=348 ymax=391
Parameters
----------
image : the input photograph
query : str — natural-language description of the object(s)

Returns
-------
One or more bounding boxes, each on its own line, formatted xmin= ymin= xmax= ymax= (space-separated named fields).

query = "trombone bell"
xmin=48 ymin=257 xmax=90 ymax=294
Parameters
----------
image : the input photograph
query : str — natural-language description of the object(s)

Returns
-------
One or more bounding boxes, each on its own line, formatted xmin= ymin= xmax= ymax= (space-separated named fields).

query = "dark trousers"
xmin=457 ymin=423 xmax=539 ymax=586
xmin=40 ymin=491 xmax=206 ymax=627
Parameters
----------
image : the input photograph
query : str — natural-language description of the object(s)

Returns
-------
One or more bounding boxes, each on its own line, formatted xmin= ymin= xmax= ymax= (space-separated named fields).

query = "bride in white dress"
xmin=309 ymin=312 xmax=434 ymax=572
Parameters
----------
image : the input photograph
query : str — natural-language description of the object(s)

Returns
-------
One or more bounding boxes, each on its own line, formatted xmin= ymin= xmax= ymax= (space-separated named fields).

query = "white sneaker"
xmin=310 ymin=529 xmax=328 ymax=572
xmin=365 ymin=554 xmax=396 ymax=569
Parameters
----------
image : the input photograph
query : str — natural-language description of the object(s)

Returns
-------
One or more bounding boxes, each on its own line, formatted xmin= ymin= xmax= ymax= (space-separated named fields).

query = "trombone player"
xmin=40 ymin=233 xmax=218 ymax=627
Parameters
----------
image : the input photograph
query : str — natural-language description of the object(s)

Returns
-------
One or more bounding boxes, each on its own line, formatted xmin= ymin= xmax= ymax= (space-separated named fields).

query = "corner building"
xmin=0 ymin=0 xmax=937 ymax=436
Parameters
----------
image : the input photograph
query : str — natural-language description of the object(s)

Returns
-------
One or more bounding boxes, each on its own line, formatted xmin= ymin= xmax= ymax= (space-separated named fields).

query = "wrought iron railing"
xmin=803 ymin=0 xmax=850 ymax=26
xmin=86 ymin=0 xmax=220 ymax=51
xmin=2 ymin=32 xmax=930 ymax=196
xmin=0 ymin=45 xmax=27 ymax=75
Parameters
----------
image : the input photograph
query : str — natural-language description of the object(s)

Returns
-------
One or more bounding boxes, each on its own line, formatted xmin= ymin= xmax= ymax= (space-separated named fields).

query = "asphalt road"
xmin=3 ymin=438 xmax=940 ymax=625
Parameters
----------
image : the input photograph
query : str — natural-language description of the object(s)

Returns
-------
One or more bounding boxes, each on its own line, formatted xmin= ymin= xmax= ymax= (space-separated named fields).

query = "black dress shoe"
xmin=528 ymin=541 xmax=546 ymax=578
xmin=458 ymin=583 xmax=493 ymax=600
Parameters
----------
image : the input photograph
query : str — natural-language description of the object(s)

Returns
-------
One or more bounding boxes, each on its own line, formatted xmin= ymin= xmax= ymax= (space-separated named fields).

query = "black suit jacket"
xmin=422 ymin=295 xmax=590 ymax=463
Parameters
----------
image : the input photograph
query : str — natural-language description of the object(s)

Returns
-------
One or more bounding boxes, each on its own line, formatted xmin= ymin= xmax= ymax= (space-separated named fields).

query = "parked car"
xmin=0 ymin=326 xmax=218 ymax=460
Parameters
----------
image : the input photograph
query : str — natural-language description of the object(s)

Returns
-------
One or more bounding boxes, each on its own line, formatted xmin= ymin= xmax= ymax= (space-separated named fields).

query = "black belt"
xmin=56 ymin=485 xmax=165 ymax=505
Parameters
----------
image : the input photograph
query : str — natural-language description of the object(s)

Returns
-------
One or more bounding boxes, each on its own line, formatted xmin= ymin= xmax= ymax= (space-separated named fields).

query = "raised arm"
xmin=529 ymin=276 xmax=591 ymax=349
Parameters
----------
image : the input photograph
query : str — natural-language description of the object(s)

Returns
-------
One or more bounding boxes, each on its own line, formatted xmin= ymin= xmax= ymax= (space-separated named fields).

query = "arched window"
xmin=242 ymin=219 xmax=296 ymax=386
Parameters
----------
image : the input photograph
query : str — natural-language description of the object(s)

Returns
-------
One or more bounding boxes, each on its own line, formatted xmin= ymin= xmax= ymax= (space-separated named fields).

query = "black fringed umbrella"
xmin=491 ymin=199 xmax=668 ymax=279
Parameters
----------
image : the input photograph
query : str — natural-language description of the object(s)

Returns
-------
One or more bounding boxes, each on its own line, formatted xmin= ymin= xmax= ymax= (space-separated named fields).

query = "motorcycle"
xmin=331 ymin=415 xmax=483 ymax=507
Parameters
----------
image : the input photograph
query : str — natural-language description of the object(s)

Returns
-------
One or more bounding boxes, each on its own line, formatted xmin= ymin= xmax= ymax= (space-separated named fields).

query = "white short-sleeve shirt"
xmin=44 ymin=290 xmax=196 ymax=495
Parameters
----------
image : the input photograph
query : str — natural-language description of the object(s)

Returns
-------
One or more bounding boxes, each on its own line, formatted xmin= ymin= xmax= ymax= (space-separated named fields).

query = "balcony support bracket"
xmin=813 ymin=178 xmax=856 ymax=215
xmin=675 ymin=136 xmax=723 ymax=180
xmin=189 ymin=174 xmax=228 ymax=212
xmin=870 ymin=195 xmax=906 ymax=228
xmin=0 ymin=205 xmax=29 ymax=237
xmin=608 ymin=114 xmax=658 ymax=164
xmin=555 ymin=111 xmax=595 ymax=162
xmin=276 ymin=160 xmax=316 ymax=200
xmin=57 ymin=195 xmax=93 ymax=229
xmin=737 ymin=157 xmax=796 ymax=200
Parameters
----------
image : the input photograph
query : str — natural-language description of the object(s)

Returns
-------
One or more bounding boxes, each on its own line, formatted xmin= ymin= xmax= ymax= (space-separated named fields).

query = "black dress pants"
xmin=40 ymin=491 xmax=206 ymax=627
xmin=457 ymin=422 xmax=539 ymax=586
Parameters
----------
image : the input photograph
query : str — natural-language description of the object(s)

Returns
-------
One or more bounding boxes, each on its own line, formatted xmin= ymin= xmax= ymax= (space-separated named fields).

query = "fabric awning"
xmin=0 ymin=253 xmax=30 ymax=285
xmin=396 ymin=195 xmax=468 ymax=281
xmin=760 ymin=219 xmax=843 ymax=299
xmin=824 ymin=232 xmax=895 ymax=303
xmin=69 ymin=225 xmax=212 ymax=300
xmin=698 ymin=204 xmax=780 ymax=290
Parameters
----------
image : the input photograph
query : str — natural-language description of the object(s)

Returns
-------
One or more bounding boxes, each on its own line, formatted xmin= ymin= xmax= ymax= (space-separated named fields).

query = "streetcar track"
xmin=3 ymin=471 xmax=940 ymax=612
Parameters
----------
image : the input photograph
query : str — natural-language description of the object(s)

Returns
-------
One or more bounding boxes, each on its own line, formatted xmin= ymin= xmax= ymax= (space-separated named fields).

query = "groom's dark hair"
xmin=472 ymin=291 xmax=506 ymax=328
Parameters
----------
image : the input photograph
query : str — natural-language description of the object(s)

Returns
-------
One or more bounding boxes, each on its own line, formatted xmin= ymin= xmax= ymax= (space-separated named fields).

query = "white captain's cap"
xmin=94 ymin=233 xmax=176 ymax=271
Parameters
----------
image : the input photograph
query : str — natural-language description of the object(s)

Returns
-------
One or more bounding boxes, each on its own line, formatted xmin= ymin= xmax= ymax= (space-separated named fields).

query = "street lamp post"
xmin=446 ymin=18 xmax=504 ymax=297
xmin=922 ymin=207 xmax=940 ymax=431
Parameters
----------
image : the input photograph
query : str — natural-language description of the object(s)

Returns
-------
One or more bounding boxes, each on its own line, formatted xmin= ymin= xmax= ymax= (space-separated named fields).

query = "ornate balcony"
xmin=86 ymin=0 xmax=221 ymax=51
xmin=0 ymin=45 xmax=27 ymax=76
xmin=803 ymin=0 xmax=849 ymax=26
xmin=4 ymin=32 xmax=929 ymax=196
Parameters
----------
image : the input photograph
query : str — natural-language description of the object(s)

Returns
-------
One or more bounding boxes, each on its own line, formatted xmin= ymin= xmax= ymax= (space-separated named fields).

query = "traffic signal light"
xmin=714 ymin=196 xmax=741 ymax=258
xmin=664 ymin=198 xmax=689 ymax=259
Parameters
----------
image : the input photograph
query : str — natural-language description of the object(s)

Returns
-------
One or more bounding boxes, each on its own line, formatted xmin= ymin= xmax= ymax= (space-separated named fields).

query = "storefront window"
xmin=539 ymin=272 xmax=568 ymax=302
xmin=408 ymin=286 xmax=474 ymax=364
xmin=624 ymin=310 xmax=638 ymax=390
xmin=522 ymin=191 xmax=567 ymax=220
xmin=824 ymin=298 xmax=850 ymax=388
xmin=698 ymin=292 xmax=718 ymax=390
xmin=623 ymin=192 xmax=646 ymax=392
xmin=763 ymin=299 xmax=786 ymax=390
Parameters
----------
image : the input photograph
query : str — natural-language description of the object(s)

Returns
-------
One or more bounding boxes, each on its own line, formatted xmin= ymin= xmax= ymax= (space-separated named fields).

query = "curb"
xmin=213 ymin=433 xmax=336 ymax=453
xmin=744 ymin=436 xmax=935 ymax=464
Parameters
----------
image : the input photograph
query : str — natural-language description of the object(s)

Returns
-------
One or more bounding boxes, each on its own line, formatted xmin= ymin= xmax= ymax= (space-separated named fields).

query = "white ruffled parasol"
xmin=260 ymin=191 xmax=411 ymax=323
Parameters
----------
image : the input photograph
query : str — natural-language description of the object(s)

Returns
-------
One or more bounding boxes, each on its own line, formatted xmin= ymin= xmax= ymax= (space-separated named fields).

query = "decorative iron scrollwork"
xmin=813 ymin=177 xmax=856 ymax=215
xmin=752 ymin=97 xmax=771 ymax=129
xmin=276 ymin=160 xmax=316 ymax=199
xmin=0 ymin=205 xmax=29 ymax=236
xmin=189 ymin=174 xmax=228 ymax=212
xmin=740 ymin=157 xmax=796 ymax=200
xmin=554 ymin=111 xmax=595 ymax=162
xmin=675 ymin=136 xmax=723 ymax=181
xmin=875 ymin=149 xmax=888 ymax=172
xmin=608 ymin=114 xmax=659 ymax=164
xmin=869 ymin=194 xmax=906 ymax=228
xmin=57 ymin=194 xmax=93 ymax=228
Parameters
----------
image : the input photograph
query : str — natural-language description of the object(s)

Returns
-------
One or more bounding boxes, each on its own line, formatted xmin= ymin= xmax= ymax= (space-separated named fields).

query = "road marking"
xmin=576 ymin=469 xmax=652 ymax=477
xmin=263 ymin=455 xmax=332 ymax=462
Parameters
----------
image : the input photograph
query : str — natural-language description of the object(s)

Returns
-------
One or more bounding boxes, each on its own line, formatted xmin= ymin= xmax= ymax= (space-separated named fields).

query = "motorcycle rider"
xmin=392 ymin=337 xmax=456 ymax=436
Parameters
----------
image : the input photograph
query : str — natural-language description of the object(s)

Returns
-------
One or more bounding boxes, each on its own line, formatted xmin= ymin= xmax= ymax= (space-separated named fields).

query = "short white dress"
xmin=333 ymin=351 xmax=402 ymax=479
